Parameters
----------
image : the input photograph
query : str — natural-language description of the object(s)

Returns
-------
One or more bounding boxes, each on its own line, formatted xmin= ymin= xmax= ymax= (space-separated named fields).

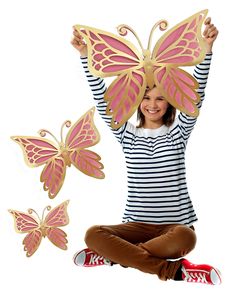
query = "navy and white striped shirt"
xmin=81 ymin=54 xmax=212 ymax=226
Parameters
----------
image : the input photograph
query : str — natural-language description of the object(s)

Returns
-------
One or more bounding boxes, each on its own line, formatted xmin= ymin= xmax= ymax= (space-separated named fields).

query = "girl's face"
xmin=140 ymin=87 xmax=169 ymax=128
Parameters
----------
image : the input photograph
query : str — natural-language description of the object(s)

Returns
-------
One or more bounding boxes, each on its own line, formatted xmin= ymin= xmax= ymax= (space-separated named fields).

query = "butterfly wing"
xmin=152 ymin=10 xmax=208 ymax=116
xmin=9 ymin=210 xmax=42 ymax=256
xmin=46 ymin=228 xmax=68 ymax=250
xmin=9 ymin=210 xmax=39 ymax=233
xmin=154 ymin=66 xmax=200 ymax=116
xmin=23 ymin=230 xmax=43 ymax=257
xmin=40 ymin=156 xmax=66 ymax=199
xmin=44 ymin=200 xmax=69 ymax=227
xmin=153 ymin=10 xmax=207 ymax=67
xmin=44 ymin=200 xmax=69 ymax=250
xmin=75 ymin=24 xmax=143 ymax=77
xmin=70 ymin=149 xmax=104 ymax=179
xmin=105 ymin=69 xmax=146 ymax=128
xmin=65 ymin=107 xmax=105 ymax=178
xmin=11 ymin=136 xmax=59 ymax=167
xmin=11 ymin=136 xmax=65 ymax=198
xmin=75 ymin=25 xmax=146 ymax=128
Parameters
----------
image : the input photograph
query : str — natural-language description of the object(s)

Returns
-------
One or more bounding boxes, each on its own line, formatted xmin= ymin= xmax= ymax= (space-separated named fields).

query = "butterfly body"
xmin=143 ymin=50 xmax=155 ymax=88
xmin=39 ymin=225 xmax=46 ymax=237
xmin=59 ymin=144 xmax=72 ymax=167
xmin=76 ymin=10 xmax=208 ymax=128
xmin=12 ymin=107 xmax=105 ymax=198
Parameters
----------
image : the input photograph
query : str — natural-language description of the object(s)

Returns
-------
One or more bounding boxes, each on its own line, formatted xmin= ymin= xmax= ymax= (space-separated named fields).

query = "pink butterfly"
xmin=11 ymin=107 xmax=105 ymax=199
xmin=75 ymin=10 xmax=208 ymax=129
xmin=9 ymin=200 xmax=69 ymax=257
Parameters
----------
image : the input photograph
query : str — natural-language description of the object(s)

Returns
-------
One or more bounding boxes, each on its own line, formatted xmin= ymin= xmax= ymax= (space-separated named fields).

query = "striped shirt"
xmin=81 ymin=54 xmax=212 ymax=226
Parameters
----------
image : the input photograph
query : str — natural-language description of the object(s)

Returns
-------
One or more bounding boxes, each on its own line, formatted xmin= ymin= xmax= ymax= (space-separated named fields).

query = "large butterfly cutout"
xmin=75 ymin=10 xmax=208 ymax=129
xmin=11 ymin=107 xmax=105 ymax=199
xmin=9 ymin=200 xmax=69 ymax=257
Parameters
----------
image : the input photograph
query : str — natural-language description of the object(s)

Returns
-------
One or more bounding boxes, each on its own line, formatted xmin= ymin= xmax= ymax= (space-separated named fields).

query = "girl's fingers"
xmin=204 ymin=24 xmax=217 ymax=38
xmin=73 ymin=30 xmax=83 ymax=39
xmin=202 ymin=17 xmax=218 ymax=44
xmin=71 ymin=36 xmax=85 ymax=46
xmin=72 ymin=30 xmax=85 ymax=44
xmin=206 ymin=27 xmax=217 ymax=38
xmin=204 ymin=17 xmax=211 ymax=26
xmin=209 ymin=29 xmax=219 ymax=39
xmin=72 ymin=28 xmax=84 ymax=39
xmin=203 ymin=24 xmax=211 ymax=36
xmin=74 ymin=35 xmax=83 ymax=43
xmin=208 ymin=25 xmax=216 ymax=33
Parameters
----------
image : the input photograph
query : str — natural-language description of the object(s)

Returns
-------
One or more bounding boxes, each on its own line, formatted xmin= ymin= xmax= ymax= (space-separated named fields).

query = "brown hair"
xmin=136 ymin=103 xmax=176 ymax=128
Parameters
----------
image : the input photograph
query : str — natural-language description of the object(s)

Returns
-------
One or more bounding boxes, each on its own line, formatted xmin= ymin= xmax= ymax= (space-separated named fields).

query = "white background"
xmin=0 ymin=0 xmax=235 ymax=290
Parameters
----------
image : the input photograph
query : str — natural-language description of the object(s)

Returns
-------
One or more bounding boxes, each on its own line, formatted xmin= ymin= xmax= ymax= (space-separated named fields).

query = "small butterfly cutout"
xmin=9 ymin=200 xmax=69 ymax=257
xmin=75 ymin=10 xmax=208 ymax=128
xmin=11 ymin=107 xmax=105 ymax=198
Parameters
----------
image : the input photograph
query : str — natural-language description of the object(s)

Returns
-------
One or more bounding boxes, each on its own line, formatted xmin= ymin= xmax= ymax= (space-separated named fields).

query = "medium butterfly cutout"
xmin=9 ymin=200 xmax=69 ymax=257
xmin=11 ymin=107 xmax=105 ymax=199
xmin=75 ymin=10 xmax=208 ymax=129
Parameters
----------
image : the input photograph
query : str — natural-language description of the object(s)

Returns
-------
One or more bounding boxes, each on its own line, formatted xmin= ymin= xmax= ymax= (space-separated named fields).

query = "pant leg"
xmin=84 ymin=222 xmax=189 ymax=281
xmin=140 ymin=224 xmax=197 ymax=259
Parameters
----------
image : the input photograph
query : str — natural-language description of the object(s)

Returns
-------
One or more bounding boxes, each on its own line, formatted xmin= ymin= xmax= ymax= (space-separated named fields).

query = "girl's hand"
xmin=71 ymin=27 xmax=88 ymax=57
xmin=203 ymin=17 xmax=219 ymax=53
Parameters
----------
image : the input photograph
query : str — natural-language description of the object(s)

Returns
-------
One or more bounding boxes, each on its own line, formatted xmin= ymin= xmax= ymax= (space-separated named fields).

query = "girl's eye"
xmin=143 ymin=96 xmax=150 ymax=100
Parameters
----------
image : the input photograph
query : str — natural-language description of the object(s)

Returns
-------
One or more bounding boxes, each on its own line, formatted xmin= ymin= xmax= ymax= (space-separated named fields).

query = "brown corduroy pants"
xmin=85 ymin=222 xmax=196 ymax=281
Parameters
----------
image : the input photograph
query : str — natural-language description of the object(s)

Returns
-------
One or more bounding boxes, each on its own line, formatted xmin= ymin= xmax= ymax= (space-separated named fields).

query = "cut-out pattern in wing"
xmin=11 ymin=137 xmax=59 ymax=167
xmin=23 ymin=230 xmax=43 ymax=257
xmin=104 ymin=69 xmax=146 ymax=128
xmin=77 ymin=26 xmax=143 ymax=77
xmin=70 ymin=149 xmax=105 ymax=179
xmin=154 ymin=66 xmax=200 ymax=116
xmin=40 ymin=157 xmax=66 ymax=199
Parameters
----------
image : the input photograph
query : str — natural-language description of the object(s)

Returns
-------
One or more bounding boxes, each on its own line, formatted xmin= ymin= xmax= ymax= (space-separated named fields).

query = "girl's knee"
xmin=84 ymin=225 xmax=101 ymax=247
xmin=175 ymin=225 xmax=197 ymax=253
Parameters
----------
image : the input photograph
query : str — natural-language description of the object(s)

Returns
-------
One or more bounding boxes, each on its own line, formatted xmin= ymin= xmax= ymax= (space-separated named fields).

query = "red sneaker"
xmin=181 ymin=259 xmax=222 ymax=285
xmin=73 ymin=248 xmax=112 ymax=267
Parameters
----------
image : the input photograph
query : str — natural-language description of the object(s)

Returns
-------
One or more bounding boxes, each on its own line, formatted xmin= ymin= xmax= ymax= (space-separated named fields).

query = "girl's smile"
xmin=140 ymin=87 xmax=169 ymax=129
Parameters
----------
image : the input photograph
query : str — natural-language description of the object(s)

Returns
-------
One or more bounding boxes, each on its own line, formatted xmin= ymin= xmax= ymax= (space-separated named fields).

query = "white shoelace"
xmin=88 ymin=252 xmax=111 ymax=265
xmin=182 ymin=267 xmax=208 ymax=283
xmin=89 ymin=253 xmax=105 ymax=265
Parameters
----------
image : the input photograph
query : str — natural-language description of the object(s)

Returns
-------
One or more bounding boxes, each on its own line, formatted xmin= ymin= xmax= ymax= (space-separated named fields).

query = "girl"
xmin=71 ymin=18 xmax=220 ymax=285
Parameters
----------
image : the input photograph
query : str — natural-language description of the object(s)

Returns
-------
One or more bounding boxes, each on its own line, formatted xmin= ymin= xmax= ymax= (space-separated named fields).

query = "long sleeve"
xmin=80 ymin=56 xmax=129 ymax=144
xmin=177 ymin=53 xmax=213 ymax=145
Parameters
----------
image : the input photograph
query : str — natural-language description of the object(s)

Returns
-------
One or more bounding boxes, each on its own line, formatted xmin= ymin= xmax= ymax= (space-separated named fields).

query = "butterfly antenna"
xmin=28 ymin=208 xmax=41 ymax=223
xmin=147 ymin=20 xmax=168 ymax=50
xmin=41 ymin=205 xmax=51 ymax=221
xmin=60 ymin=120 xmax=71 ymax=144
xmin=38 ymin=129 xmax=60 ymax=145
xmin=117 ymin=24 xmax=145 ymax=53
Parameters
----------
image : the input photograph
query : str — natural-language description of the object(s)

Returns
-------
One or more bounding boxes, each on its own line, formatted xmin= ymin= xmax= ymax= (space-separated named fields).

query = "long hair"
xmin=136 ymin=103 xmax=176 ymax=128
